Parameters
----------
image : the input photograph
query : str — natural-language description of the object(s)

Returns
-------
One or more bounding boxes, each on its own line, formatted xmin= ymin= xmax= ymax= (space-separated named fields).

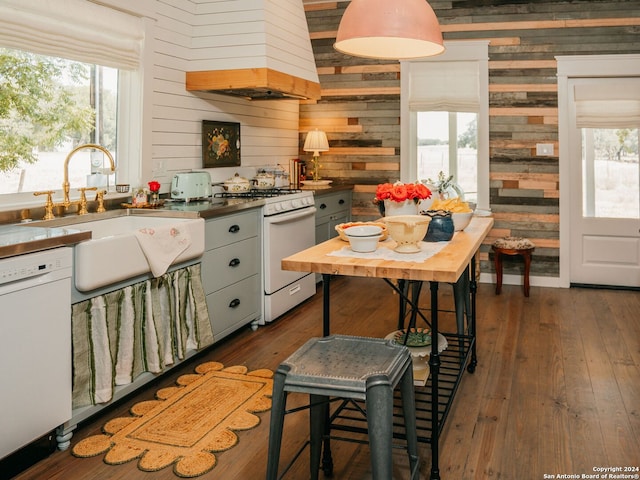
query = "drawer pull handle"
xmin=229 ymin=224 xmax=240 ymax=233
xmin=338 ymin=199 xmax=345 ymax=205
xmin=229 ymin=258 xmax=240 ymax=267
xmin=229 ymin=298 xmax=240 ymax=308
xmin=319 ymin=203 xmax=327 ymax=210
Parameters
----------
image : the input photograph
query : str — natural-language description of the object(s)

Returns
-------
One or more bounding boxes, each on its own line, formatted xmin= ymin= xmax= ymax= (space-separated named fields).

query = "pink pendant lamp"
xmin=334 ymin=0 xmax=444 ymax=60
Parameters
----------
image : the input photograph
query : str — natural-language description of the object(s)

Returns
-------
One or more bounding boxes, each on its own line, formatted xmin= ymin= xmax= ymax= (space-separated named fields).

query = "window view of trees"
xmin=417 ymin=111 xmax=478 ymax=203
xmin=582 ymin=127 xmax=639 ymax=219
xmin=0 ymin=48 xmax=117 ymax=194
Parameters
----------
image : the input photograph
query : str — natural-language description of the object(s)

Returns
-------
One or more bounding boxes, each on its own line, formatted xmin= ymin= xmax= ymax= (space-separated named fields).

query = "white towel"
xmin=134 ymin=224 xmax=192 ymax=277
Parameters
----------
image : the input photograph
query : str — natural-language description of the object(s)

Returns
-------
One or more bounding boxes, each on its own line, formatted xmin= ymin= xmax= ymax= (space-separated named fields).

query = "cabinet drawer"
xmin=314 ymin=191 xmax=351 ymax=219
xmin=205 ymin=210 xmax=259 ymax=249
xmin=201 ymin=237 xmax=259 ymax=293
xmin=206 ymin=275 xmax=260 ymax=341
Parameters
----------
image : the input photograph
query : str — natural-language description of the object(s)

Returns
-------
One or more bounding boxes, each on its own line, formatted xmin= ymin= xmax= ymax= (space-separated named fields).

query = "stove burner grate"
xmin=214 ymin=188 xmax=303 ymax=199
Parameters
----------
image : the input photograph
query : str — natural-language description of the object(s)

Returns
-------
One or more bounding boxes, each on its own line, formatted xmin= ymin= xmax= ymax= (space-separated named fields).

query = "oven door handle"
xmin=266 ymin=207 xmax=317 ymax=225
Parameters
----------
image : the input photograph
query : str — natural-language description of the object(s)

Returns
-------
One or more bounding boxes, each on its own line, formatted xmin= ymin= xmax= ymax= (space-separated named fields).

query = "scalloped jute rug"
xmin=71 ymin=361 xmax=274 ymax=477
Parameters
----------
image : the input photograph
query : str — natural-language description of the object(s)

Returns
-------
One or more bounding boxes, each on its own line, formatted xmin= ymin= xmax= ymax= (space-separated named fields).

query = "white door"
xmin=568 ymin=76 xmax=640 ymax=287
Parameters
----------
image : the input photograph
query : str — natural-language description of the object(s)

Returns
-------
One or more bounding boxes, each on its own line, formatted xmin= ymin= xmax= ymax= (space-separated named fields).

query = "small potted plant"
xmin=423 ymin=171 xmax=464 ymax=201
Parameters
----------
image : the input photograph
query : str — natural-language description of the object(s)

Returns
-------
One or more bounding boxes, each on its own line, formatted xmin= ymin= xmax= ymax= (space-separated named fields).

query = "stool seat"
xmin=281 ymin=334 xmax=411 ymax=398
xmin=492 ymin=236 xmax=535 ymax=250
xmin=266 ymin=334 xmax=419 ymax=480
xmin=492 ymin=236 xmax=535 ymax=297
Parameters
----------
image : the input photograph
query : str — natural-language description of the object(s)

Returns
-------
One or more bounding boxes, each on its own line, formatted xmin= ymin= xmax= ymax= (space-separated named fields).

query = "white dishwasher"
xmin=0 ymin=247 xmax=73 ymax=460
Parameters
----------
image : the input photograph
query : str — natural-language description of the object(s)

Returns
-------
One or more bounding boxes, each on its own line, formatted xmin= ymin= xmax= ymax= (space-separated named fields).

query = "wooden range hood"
xmin=186 ymin=67 xmax=321 ymax=101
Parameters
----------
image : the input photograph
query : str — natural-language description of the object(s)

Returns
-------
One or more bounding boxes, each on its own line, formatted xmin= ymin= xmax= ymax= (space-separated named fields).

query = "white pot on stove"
xmin=223 ymin=173 xmax=251 ymax=192
xmin=253 ymin=171 xmax=275 ymax=189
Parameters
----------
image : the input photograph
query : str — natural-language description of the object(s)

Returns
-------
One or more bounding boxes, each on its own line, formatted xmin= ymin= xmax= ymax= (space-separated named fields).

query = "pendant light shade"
xmin=334 ymin=0 xmax=444 ymax=60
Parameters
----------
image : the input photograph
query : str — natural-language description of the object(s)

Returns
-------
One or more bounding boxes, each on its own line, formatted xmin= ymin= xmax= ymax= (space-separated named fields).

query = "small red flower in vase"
xmin=148 ymin=181 xmax=161 ymax=204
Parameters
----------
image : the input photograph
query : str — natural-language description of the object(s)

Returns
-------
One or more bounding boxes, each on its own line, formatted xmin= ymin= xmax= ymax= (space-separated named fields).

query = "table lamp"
xmin=303 ymin=129 xmax=329 ymax=182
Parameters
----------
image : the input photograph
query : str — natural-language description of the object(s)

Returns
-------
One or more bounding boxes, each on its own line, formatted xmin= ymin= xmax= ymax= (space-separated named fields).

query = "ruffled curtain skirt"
xmin=71 ymin=264 xmax=213 ymax=408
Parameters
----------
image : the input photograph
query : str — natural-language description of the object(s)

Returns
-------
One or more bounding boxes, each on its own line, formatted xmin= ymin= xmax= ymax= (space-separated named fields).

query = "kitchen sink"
xmin=21 ymin=212 xmax=205 ymax=292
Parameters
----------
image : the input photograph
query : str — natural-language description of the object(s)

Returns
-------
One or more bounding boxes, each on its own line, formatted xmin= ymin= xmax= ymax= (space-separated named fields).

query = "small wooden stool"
xmin=492 ymin=236 xmax=535 ymax=297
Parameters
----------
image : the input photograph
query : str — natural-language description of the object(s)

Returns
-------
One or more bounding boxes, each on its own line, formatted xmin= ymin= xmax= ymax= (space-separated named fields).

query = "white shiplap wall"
xmin=151 ymin=0 xmax=305 ymax=186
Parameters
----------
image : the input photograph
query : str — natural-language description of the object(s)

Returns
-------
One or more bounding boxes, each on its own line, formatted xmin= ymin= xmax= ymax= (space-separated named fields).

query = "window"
xmin=0 ymin=0 xmax=145 ymax=210
xmin=573 ymin=78 xmax=640 ymax=219
xmin=0 ymin=48 xmax=119 ymax=195
xmin=581 ymin=128 xmax=639 ymax=218
xmin=401 ymin=41 xmax=489 ymax=210
xmin=417 ymin=111 xmax=478 ymax=202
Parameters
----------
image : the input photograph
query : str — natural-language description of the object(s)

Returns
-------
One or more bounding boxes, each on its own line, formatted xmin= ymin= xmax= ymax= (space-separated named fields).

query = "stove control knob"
xmin=291 ymin=200 xmax=300 ymax=209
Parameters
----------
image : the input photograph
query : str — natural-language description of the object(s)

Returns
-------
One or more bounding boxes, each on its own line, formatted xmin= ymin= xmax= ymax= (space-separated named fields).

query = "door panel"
xmin=568 ymin=77 xmax=640 ymax=287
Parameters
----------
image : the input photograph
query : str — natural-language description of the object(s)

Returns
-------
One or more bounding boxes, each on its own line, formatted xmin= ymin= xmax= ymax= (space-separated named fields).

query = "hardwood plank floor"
xmin=7 ymin=279 xmax=640 ymax=480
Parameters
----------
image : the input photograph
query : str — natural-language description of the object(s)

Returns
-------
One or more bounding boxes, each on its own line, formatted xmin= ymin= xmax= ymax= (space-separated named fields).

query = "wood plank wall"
xmin=300 ymin=0 xmax=640 ymax=278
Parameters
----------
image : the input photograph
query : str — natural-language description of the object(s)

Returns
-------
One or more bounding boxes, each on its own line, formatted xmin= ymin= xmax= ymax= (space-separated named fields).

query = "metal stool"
xmin=266 ymin=334 xmax=420 ymax=480
xmin=492 ymin=236 xmax=535 ymax=297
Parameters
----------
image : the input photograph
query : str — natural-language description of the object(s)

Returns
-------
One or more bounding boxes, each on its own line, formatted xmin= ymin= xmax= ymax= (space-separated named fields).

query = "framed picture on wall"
xmin=202 ymin=120 xmax=241 ymax=168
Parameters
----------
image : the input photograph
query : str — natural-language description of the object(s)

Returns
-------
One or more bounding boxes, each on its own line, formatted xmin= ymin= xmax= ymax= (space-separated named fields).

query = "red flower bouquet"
xmin=375 ymin=182 xmax=431 ymax=203
xmin=148 ymin=181 xmax=161 ymax=193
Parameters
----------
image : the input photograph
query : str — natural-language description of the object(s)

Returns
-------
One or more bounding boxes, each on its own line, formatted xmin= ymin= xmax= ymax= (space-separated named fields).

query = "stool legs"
xmin=494 ymin=250 xmax=503 ymax=295
xmin=309 ymin=394 xmax=328 ymax=480
xmin=365 ymin=383 xmax=395 ymax=479
xmin=266 ymin=368 xmax=288 ymax=480
xmin=493 ymin=248 xmax=533 ymax=297
xmin=399 ymin=366 xmax=420 ymax=479
xmin=523 ymin=251 xmax=532 ymax=297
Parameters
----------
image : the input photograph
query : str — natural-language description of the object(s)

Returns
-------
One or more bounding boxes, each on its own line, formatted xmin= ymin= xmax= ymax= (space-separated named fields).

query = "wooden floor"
xmin=9 ymin=278 xmax=640 ymax=480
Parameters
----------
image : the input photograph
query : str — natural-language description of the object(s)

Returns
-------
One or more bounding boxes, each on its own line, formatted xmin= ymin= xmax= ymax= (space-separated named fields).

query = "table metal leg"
xmin=429 ymin=281 xmax=441 ymax=480
xmin=322 ymin=274 xmax=331 ymax=337
xmin=407 ymin=281 xmax=423 ymax=329
xmin=397 ymin=279 xmax=407 ymax=330
xmin=468 ymin=255 xmax=478 ymax=373
xmin=320 ymin=274 xmax=334 ymax=474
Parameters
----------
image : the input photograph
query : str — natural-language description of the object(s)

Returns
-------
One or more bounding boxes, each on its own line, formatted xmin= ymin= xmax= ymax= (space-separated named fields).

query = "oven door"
xmin=263 ymin=206 xmax=316 ymax=295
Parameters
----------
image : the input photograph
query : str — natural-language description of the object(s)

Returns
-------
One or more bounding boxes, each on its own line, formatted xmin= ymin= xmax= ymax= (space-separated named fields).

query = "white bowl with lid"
xmin=223 ymin=173 xmax=251 ymax=192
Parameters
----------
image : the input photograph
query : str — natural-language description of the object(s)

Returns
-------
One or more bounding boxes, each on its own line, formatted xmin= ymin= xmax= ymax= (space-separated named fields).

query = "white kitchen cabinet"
xmin=201 ymin=209 xmax=261 ymax=341
xmin=314 ymin=189 xmax=353 ymax=244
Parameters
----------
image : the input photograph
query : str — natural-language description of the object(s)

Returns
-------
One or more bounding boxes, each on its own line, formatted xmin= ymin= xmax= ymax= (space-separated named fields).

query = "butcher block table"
xmin=282 ymin=216 xmax=493 ymax=480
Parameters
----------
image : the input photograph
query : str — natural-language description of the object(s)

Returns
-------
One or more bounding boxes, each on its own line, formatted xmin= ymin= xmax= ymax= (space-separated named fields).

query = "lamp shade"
xmin=334 ymin=0 xmax=444 ymax=60
xmin=303 ymin=129 xmax=329 ymax=154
